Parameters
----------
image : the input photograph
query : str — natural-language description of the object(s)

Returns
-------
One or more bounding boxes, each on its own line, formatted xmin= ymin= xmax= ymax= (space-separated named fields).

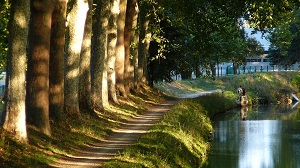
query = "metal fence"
xmin=172 ymin=64 xmax=299 ymax=80
xmin=217 ymin=64 xmax=299 ymax=77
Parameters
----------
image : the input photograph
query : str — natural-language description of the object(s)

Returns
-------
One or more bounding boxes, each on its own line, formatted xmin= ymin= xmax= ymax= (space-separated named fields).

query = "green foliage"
xmin=266 ymin=10 xmax=300 ymax=66
xmin=0 ymin=0 xmax=9 ymax=69
xmin=245 ymin=0 xmax=297 ymax=31
xmin=292 ymin=74 xmax=300 ymax=91
xmin=267 ymin=22 xmax=295 ymax=55
xmin=149 ymin=0 xmax=282 ymax=80
xmin=140 ymin=0 xmax=168 ymax=61
xmin=142 ymin=0 xmax=297 ymax=80
xmin=245 ymin=37 xmax=264 ymax=57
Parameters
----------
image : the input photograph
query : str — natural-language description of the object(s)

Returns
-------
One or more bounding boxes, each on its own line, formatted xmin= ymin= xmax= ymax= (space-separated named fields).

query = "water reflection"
xmin=240 ymin=107 xmax=248 ymax=121
xmin=213 ymin=104 xmax=300 ymax=121
xmin=238 ymin=121 xmax=279 ymax=168
xmin=207 ymin=120 xmax=300 ymax=168
xmin=206 ymin=105 xmax=300 ymax=168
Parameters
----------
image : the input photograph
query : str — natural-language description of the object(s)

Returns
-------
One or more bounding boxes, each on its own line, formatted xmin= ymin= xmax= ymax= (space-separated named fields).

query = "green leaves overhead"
xmin=245 ymin=0 xmax=296 ymax=31
xmin=0 ymin=0 xmax=9 ymax=69
xmin=267 ymin=10 xmax=300 ymax=66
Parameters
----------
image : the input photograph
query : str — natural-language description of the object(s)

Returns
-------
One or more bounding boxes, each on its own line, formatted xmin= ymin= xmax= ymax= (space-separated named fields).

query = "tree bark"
xmin=209 ymin=63 xmax=216 ymax=77
xmin=2 ymin=0 xmax=30 ymax=143
xmin=132 ymin=3 xmax=139 ymax=89
xmin=49 ymin=0 xmax=67 ymax=122
xmin=124 ymin=0 xmax=136 ymax=93
xmin=65 ymin=0 xmax=88 ymax=116
xmin=91 ymin=0 xmax=110 ymax=110
xmin=79 ymin=0 xmax=93 ymax=114
xmin=115 ymin=0 xmax=127 ymax=97
xmin=26 ymin=0 xmax=54 ymax=136
xmin=138 ymin=6 xmax=151 ymax=86
xmin=107 ymin=0 xmax=119 ymax=103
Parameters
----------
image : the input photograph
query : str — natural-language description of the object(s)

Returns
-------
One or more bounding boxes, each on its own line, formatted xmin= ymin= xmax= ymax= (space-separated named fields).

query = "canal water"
xmin=205 ymin=104 xmax=300 ymax=168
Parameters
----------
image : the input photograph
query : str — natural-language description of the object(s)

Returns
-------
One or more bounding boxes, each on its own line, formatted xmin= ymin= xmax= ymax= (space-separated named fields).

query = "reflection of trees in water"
xmin=213 ymin=104 xmax=300 ymax=121
xmin=239 ymin=104 xmax=300 ymax=120
xmin=209 ymin=121 xmax=240 ymax=168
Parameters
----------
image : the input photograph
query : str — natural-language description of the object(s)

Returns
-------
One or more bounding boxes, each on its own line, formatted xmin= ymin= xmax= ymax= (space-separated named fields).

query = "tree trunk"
xmin=115 ymin=0 xmax=127 ymax=97
xmin=65 ymin=0 xmax=88 ymax=116
xmin=49 ymin=0 xmax=67 ymax=122
xmin=2 ymin=0 xmax=30 ymax=143
xmin=124 ymin=0 xmax=136 ymax=94
xmin=194 ymin=59 xmax=200 ymax=78
xmin=138 ymin=7 xmax=151 ymax=86
xmin=209 ymin=63 xmax=216 ymax=77
xmin=233 ymin=61 xmax=238 ymax=74
xmin=107 ymin=0 xmax=119 ymax=103
xmin=132 ymin=3 xmax=139 ymax=89
xmin=91 ymin=0 xmax=110 ymax=110
xmin=26 ymin=0 xmax=54 ymax=136
xmin=79 ymin=0 xmax=93 ymax=114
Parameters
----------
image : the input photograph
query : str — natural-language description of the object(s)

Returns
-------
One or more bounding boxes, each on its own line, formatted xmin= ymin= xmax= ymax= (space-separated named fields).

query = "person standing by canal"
xmin=237 ymin=86 xmax=243 ymax=101
xmin=237 ymin=86 xmax=243 ymax=94
xmin=242 ymin=87 xmax=246 ymax=96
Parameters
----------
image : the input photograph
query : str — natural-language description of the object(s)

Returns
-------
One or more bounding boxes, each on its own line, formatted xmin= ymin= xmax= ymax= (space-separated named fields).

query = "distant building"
xmin=216 ymin=50 xmax=299 ymax=76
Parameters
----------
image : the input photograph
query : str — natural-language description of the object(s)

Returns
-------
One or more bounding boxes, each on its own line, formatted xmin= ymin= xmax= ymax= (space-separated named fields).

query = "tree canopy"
xmin=267 ymin=9 xmax=300 ymax=67
xmin=145 ymin=0 xmax=295 ymax=80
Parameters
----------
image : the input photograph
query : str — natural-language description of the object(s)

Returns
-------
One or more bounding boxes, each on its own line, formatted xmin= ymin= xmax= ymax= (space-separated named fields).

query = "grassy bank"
xmin=103 ymin=71 xmax=299 ymax=167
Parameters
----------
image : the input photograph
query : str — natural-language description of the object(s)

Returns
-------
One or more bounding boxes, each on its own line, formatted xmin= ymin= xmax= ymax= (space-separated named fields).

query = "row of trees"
xmin=0 ymin=0 xmax=299 ymax=143
xmin=1 ymin=0 xmax=155 ymax=143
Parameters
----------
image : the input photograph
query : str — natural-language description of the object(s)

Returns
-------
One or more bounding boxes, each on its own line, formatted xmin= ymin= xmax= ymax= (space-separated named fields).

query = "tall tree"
xmin=26 ymin=0 xmax=54 ymax=136
xmin=124 ymin=0 xmax=136 ymax=93
xmin=64 ymin=0 xmax=88 ymax=116
xmin=115 ymin=0 xmax=127 ymax=97
xmin=131 ymin=2 xmax=139 ymax=89
xmin=79 ymin=0 xmax=93 ymax=114
xmin=91 ymin=0 xmax=110 ymax=110
xmin=107 ymin=0 xmax=119 ymax=103
xmin=49 ymin=0 xmax=67 ymax=121
xmin=2 ymin=0 xmax=29 ymax=142
xmin=137 ymin=1 xmax=151 ymax=86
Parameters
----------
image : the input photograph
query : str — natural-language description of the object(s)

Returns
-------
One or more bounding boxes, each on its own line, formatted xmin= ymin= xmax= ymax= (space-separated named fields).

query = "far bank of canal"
xmin=205 ymin=104 xmax=300 ymax=168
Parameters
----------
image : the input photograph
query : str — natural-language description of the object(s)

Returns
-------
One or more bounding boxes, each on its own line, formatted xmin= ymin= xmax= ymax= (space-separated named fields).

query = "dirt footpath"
xmin=50 ymin=99 xmax=178 ymax=168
